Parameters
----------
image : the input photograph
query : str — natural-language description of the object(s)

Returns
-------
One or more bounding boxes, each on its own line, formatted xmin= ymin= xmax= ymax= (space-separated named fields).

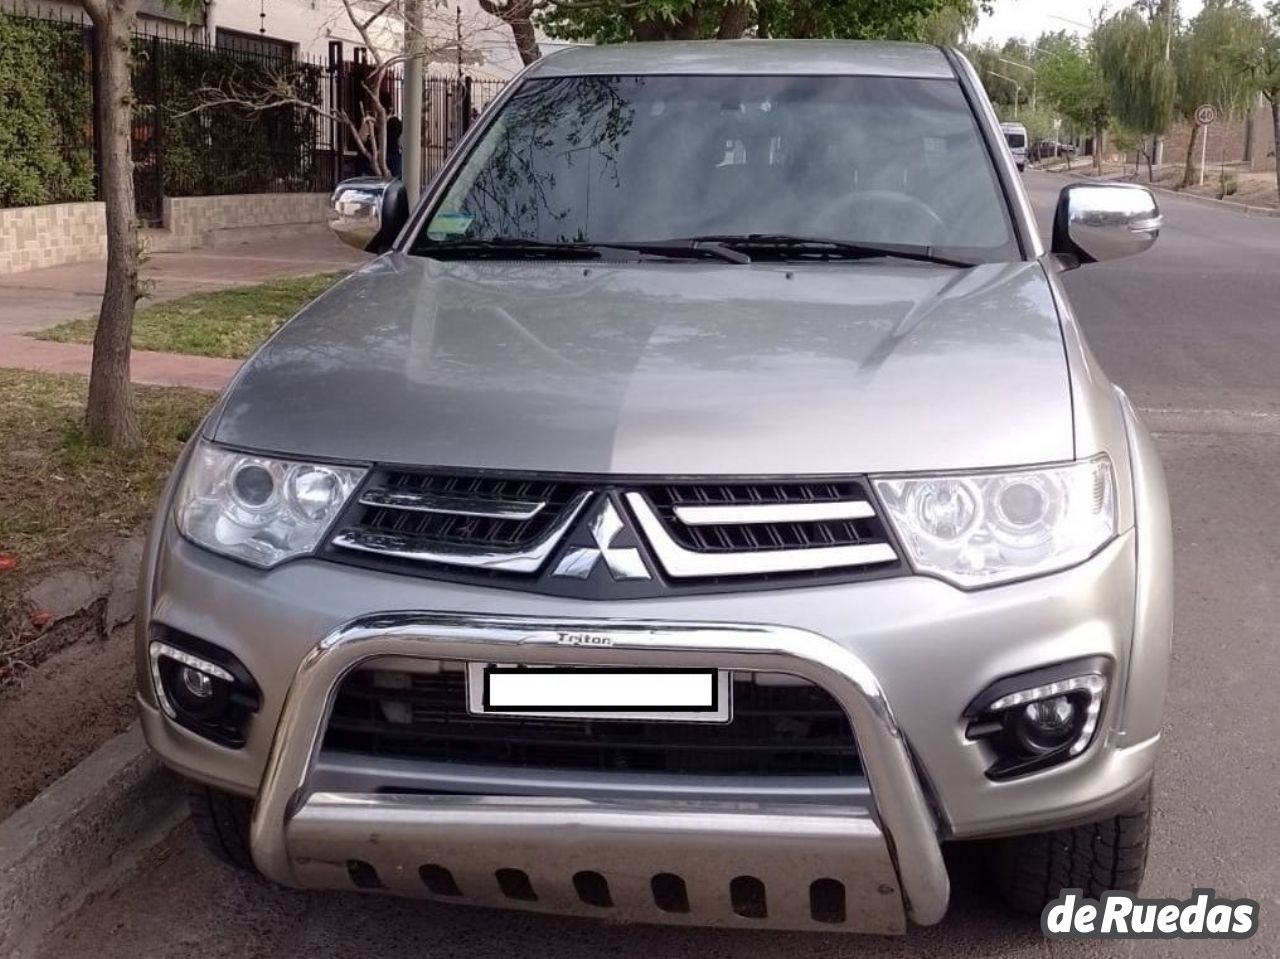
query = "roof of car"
xmin=526 ymin=40 xmax=955 ymax=80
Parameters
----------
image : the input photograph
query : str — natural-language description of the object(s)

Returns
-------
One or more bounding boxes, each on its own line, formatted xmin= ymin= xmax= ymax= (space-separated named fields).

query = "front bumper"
xmin=249 ymin=613 xmax=945 ymax=933
xmin=139 ymin=498 xmax=1167 ymax=932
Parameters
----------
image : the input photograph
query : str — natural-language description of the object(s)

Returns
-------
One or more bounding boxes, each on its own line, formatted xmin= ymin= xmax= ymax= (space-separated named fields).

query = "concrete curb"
xmin=1055 ymin=169 xmax=1280 ymax=216
xmin=0 ymin=724 xmax=184 ymax=959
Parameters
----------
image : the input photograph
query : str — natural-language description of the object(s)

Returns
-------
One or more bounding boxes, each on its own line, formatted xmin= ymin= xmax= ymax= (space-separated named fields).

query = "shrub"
xmin=0 ymin=13 xmax=95 ymax=207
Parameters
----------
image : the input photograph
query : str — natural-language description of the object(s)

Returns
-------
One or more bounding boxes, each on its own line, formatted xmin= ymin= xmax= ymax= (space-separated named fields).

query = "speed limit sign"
xmin=1195 ymin=103 xmax=1217 ymax=126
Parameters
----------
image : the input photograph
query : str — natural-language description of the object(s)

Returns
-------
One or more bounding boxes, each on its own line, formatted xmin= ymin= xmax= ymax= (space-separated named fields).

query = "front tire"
xmin=989 ymin=788 xmax=1152 ymax=915
xmin=186 ymin=780 xmax=257 ymax=872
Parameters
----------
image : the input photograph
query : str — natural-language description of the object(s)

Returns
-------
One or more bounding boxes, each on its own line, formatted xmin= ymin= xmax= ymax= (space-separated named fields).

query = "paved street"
xmin=37 ymin=173 xmax=1280 ymax=958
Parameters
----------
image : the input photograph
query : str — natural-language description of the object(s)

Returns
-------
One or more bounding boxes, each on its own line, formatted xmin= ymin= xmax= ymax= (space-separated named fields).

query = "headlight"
xmin=873 ymin=455 xmax=1116 ymax=588
xmin=174 ymin=442 xmax=366 ymax=568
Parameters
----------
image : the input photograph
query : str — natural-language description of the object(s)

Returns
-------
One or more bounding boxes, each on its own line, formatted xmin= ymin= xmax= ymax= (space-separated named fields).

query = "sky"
xmin=970 ymin=0 xmax=1271 ymax=44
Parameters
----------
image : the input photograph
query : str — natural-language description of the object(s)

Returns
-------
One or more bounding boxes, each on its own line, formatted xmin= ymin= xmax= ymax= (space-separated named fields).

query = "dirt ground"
xmin=1036 ymin=156 xmax=1280 ymax=208
xmin=0 ymin=623 xmax=137 ymax=819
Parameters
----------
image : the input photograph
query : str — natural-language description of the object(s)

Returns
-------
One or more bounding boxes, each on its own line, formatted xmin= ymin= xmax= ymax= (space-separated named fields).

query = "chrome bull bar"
xmin=249 ymin=613 xmax=950 ymax=931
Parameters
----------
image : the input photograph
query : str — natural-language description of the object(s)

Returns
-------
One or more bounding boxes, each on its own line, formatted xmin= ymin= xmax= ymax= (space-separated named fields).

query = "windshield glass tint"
xmin=414 ymin=74 xmax=1017 ymax=260
xmin=1005 ymin=132 xmax=1027 ymax=148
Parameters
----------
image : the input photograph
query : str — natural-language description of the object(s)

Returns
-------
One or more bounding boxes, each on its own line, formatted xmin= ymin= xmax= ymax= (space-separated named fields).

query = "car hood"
xmin=210 ymin=254 xmax=1073 ymax=475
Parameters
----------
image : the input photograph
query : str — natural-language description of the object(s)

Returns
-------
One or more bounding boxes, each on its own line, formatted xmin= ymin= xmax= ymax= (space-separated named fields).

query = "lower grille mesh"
xmin=323 ymin=667 xmax=861 ymax=776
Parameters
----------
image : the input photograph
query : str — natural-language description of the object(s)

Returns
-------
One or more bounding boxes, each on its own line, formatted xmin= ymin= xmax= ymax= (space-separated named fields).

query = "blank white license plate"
xmin=466 ymin=665 xmax=731 ymax=723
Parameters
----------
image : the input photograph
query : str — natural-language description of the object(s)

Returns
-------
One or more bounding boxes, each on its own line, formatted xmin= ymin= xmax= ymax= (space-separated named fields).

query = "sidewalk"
xmin=0 ymin=227 xmax=369 ymax=390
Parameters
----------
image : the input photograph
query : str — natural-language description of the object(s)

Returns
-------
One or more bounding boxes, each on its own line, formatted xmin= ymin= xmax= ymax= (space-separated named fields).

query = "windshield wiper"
xmin=596 ymin=239 xmax=751 ymax=264
xmin=664 ymin=234 xmax=975 ymax=268
xmin=419 ymin=237 xmax=750 ymax=264
xmin=420 ymin=238 xmax=604 ymax=260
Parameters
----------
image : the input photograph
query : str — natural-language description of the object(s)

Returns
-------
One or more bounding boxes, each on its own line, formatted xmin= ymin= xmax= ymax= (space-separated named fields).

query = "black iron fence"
xmin=424 ymin=74 xmax=507 ymax=180
xmin=130 ymin=34 xmax=334 ymax=223
xmin=0 ymin=0 xmax=508 ymax=225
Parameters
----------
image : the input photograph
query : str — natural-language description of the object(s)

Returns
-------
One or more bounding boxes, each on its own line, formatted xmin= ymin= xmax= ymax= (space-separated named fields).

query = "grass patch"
xmin=33 ymin=271 xmax=346 ymax=360
xmin=0 ymin=370 xmax=213 ymax=649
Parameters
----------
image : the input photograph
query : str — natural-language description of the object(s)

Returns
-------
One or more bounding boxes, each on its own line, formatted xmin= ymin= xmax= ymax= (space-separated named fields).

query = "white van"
xmin=1001 ymin=121 xmax=1028 ymax=171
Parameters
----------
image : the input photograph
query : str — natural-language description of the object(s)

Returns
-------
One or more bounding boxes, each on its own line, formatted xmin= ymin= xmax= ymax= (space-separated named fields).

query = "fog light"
xmin=964 ymin=657 xmax=1110 ymax=780
xmin=1015 ymin=695 xmax=1076 ymax=753
xmin=148 ymin=630 xmax=261 ymax=749
xmin=180 ymin=665 xmax=216 ymax=700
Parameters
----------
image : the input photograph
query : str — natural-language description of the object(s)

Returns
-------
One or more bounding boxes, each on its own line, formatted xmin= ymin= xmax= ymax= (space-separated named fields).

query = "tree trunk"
xmin=1271 ymin=96 xmax=1280 ymax=203
xmin=1093 ymin=121 xmax=1104 ymax=175
xmin=717 ymin=1 xmax=752 ymax=39
xmin=85 ymin=2 xmax=143 ymax=448
xmin=1182 ymin=121 xmax=1200 ymax=188
xmin=478 ymin=0 xmax=540 ymax=65
xmin=508 ymin=11 xmax=540 ymax=65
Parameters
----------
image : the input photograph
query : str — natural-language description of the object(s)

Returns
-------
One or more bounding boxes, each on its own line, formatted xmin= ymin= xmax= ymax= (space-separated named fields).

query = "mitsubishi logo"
xmin=551 ymin=498 xmax=652 ymax=581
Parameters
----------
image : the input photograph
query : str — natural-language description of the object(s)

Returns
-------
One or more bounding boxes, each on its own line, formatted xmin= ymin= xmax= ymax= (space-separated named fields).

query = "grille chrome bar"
xmin=673 ymin=501 xmax=876 ymax=526
xmin=627 ymin=493 xmax=897 ymax=577
xmin=332 ymin=492 xmax=592 ymax=573
xmin=359 ymin=490 xmax=546 ymax=521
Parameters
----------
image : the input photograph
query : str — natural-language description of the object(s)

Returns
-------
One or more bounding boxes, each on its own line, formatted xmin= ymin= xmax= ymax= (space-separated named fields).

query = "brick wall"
xmin=1164 ymin=101 xmax=1277 ymax=171
xmin=0 ymin=192 xmax=334 ymax=274
xmin=151 ymin=192 xmax=332 ymax=251
xmin=0 ymin=202 xmax=106 ymax=275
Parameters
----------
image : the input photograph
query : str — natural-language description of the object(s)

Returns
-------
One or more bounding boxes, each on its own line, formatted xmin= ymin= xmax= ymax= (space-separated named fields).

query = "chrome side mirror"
xmin=329 ymin=177 xmax=409 ymax=254
xmin=1051 ymin=183 xmax=1161 ymax=268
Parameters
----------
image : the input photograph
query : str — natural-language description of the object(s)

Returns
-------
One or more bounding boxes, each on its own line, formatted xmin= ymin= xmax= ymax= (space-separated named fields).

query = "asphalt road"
xmin=39 ymin=172 xmax=1280 ymax=958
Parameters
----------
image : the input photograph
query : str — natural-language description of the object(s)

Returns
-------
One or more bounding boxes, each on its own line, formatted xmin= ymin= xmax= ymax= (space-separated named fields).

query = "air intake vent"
xmin=324 ymin=667 xmax=862 ymax=777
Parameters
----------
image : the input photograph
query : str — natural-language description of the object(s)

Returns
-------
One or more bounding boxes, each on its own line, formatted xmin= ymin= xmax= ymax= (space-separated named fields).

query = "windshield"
xmin=1005 ymin=131 xmax=1027 ymax=149
xmin=412 ymin=74 xmax=1018 ymax=262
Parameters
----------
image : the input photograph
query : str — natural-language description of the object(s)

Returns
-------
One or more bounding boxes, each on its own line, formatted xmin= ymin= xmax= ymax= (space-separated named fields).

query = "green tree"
xmin=1036 ymin=32 xmax=1111 ymax=172
xmin=917 ymin=0 xmax=980 ymax=44
xmin=482 ymin=0 xmax=986 ymax=60
xmin=1096 ymin=4 xmax=1177 ymax=180
xmin=1174 ymin=0 xmax=1265 ymax=185
xmin=969 ymin=38 xmax=1043 ymax=115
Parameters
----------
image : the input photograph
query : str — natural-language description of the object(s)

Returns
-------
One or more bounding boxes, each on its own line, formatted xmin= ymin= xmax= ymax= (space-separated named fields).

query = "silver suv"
xmin=138 ymin=41 xmax=1171 ymax=935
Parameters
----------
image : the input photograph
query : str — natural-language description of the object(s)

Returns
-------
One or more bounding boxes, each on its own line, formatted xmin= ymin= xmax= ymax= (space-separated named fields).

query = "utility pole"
xmin=402 ymin=0 xmax=424 ymax=202
xmin=997 ymin=57 xmax=1037 ymax=111
xmin=987 ymin=70 xmax=1023 ymax=118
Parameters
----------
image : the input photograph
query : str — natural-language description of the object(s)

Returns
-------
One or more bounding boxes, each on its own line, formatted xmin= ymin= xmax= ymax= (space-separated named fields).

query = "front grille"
xmin=323 ymin=667 xmax=861 ymax=777
xmin=323 ymin=469 xmax=903 ymax=596
xmin=645 ymin=480 xmax=889 ymax=554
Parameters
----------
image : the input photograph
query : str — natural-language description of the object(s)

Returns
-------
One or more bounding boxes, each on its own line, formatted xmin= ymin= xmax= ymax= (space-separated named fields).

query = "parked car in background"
xmin=1001 ymin=120 xmax=1028 ymax=170
xmin=139 ymin=40 xmax=1171 ymax=937
xmin=1031 ymin=139 xmax=1078 ymax=163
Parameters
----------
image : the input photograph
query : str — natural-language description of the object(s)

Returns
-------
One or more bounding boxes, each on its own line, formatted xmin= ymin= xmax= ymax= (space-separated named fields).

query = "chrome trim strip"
xmin=627 ymin=494 xmax=897 ymax=577
xmin=249 ymin=613 xmax=950 ymax=927
xmin=673 ymin=500 xmax=876 ymax=525
xmin=332 ymin=491 xmax=591 ymax=573
xmin=359 ymin=490 xmax=545 ymax=521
